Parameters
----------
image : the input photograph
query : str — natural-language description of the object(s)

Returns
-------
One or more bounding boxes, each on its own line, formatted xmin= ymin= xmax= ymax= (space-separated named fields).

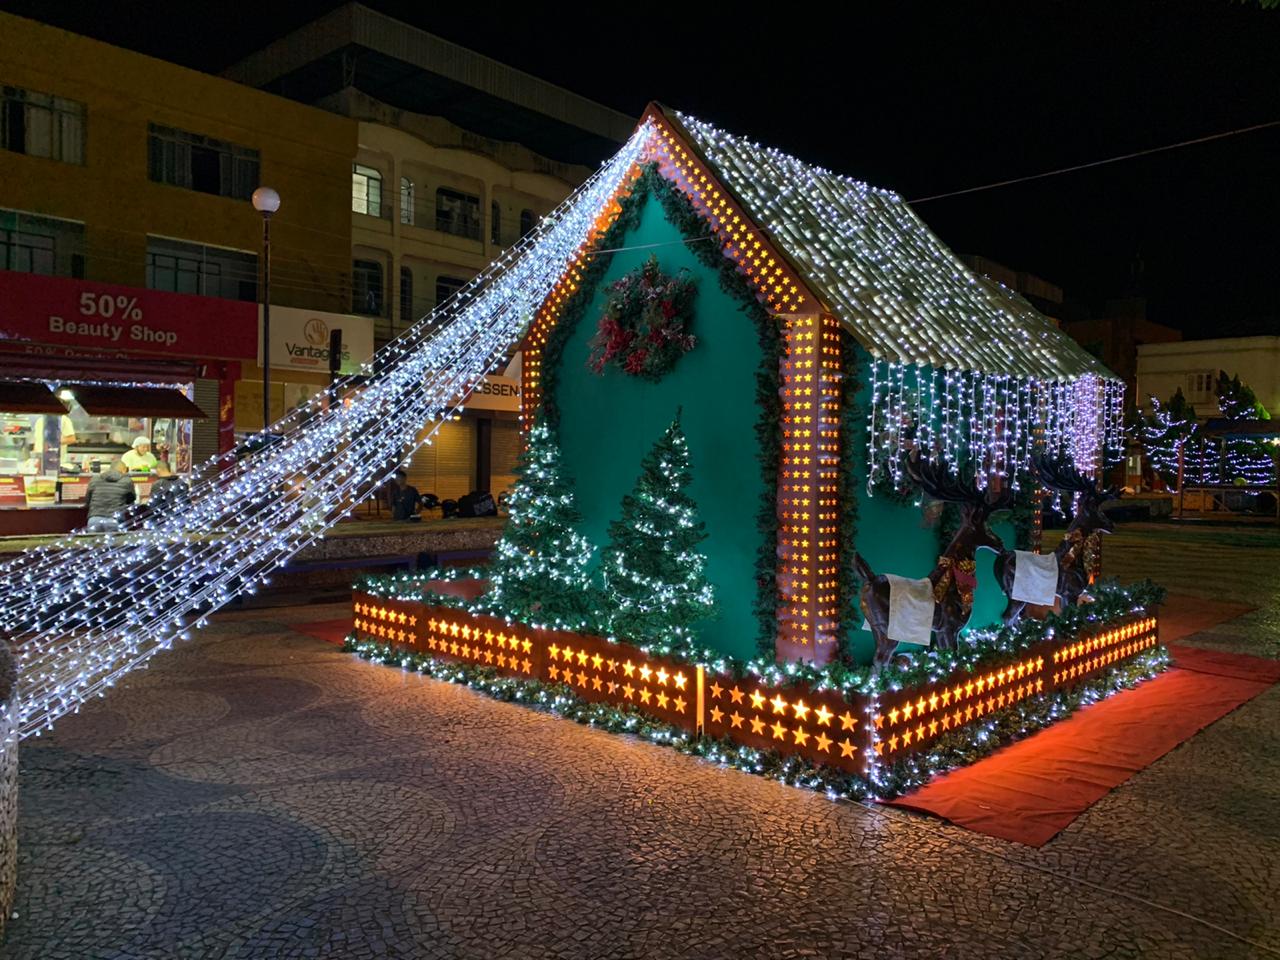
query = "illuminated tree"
xmin=484 ymin=420 xmax=596 ymax=629
xmin=599 ymin=412 xmax=715 ymax=653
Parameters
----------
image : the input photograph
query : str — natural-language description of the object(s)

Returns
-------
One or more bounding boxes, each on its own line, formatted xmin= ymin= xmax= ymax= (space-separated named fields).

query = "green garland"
xmin=346 ymin=637 xmax=688 ymax=743
xmin=345 ymin=634 xmax=869 ymax=798
xmin=356 ymin=572 xmax=1165 ymax=705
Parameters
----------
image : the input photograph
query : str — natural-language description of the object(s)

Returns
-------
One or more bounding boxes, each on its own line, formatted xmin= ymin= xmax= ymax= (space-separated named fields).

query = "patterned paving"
xmin=5 ymin=525 xmax=1280 ymax=959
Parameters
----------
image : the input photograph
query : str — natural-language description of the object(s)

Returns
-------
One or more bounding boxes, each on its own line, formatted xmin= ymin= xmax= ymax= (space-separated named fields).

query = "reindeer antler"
xmin=1031 ymin=454 xmax=1097 ymax=494
xmin=905 ymin=451 xmax=985 ymax=504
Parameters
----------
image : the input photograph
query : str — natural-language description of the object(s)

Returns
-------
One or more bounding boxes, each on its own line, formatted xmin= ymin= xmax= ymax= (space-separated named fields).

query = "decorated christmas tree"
xmin=484 ymin=420 xmax=596 ymax=629
xmin=599 ymin=412 xmax=715 ymax=653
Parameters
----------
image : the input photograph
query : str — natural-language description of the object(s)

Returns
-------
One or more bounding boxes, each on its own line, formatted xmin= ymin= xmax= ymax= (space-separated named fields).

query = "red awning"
xmin=67 ymin=385 xmax=208 ymax=419
xmin=0 ymin=380 xmax=69 ymax=414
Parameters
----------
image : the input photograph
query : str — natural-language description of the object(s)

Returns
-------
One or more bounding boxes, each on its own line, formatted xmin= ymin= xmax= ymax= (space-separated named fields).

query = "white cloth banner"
xmin=885 ymin=574 xmax=935 ymax=647
xmin=1011 ymin=550 xmax=1059 ymax=606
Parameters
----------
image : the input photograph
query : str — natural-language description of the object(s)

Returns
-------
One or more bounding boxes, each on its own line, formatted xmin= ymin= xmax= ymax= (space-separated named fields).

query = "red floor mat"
xmin=294 ymin=619 xmax=352 ymax=645
xmin=1158 ymin=593 xmax=1255 ymax=644
xmin=887 ymin=653 xmax=1278 ymax=846
xmin=1167 ymin=643 xmax=1280 ymax=683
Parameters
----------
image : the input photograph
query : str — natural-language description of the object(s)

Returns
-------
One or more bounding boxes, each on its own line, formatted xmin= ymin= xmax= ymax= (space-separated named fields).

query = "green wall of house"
xmin=548 ymin=193 xmax=1014 ymax=665
xmin=551 ymin=193 xmax=767 ymax=662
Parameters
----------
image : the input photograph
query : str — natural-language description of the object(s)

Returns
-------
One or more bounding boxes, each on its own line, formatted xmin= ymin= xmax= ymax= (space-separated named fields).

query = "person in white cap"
xmin=121 ymin=435 xmax=158 ymax=472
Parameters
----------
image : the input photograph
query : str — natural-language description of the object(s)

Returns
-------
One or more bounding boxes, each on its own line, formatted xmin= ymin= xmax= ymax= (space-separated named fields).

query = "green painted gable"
xmin=550 ymin=192 xmax=766 ymax=661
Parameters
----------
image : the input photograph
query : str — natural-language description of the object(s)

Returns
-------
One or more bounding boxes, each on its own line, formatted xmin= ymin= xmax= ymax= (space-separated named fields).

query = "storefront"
xmin=233 ymin=305 xmax=377 ymax=437
xmin=0 ymin=270 xmax=256 ymax=535
xmin=401 ymin=355 xmax=522 ymax=507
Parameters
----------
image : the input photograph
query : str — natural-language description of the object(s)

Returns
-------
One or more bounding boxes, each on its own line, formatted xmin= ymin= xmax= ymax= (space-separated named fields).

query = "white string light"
xmin=0 ymin=123 xmax=652 ymax=738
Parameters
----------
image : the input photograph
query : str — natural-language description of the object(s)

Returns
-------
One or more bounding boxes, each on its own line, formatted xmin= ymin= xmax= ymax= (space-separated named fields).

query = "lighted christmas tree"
xmin=483 ymin=420 xmax=596 ymax=629
xmin=599 ymin=412 xmax=715 ymax=653
xmin=1141 ymin=374 xmax=1275 ymax=489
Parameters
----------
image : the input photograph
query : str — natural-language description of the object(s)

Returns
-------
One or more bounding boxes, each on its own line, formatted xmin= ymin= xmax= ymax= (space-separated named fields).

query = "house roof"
xmin=666 ymin=110 xmax=1115 ymax=383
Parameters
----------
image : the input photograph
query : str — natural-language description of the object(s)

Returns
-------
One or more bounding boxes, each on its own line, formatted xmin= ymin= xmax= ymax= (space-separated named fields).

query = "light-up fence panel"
xmin=353 ymin=597 xmax=541 ymax=679
xmin=351 ymin=592 xmax=700 ymax=733
xmin=702 ymin=677 xmax=868 ymax=775
xmin=1050 ymin=615 xmax=1159 ymax=687
xmin=871 ymin=611 xmax=1160 ymax=766
xmin=350 ymin=591 xmax=1160 ymax=787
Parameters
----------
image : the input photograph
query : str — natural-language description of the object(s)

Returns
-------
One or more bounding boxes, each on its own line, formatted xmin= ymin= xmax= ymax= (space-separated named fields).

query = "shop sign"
xmin=0 ymin=272 xmax=258 ymax=359
xmin=459 ymin=353 xmax=521 ymax=413
xmin=258 ymin=306 xmax=374 ymax=376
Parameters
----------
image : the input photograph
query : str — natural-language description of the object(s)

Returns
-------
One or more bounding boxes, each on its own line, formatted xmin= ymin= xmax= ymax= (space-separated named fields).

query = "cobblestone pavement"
xmin=6 ymin=526 xmax=1280 ymax=959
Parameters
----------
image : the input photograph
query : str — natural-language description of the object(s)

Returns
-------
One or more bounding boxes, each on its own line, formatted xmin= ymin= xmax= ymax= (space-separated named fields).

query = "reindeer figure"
xmin=855 ymin=452 xmax=1012 ymax=667
xmin=995 ymin=454 xmax=1122 ymax=623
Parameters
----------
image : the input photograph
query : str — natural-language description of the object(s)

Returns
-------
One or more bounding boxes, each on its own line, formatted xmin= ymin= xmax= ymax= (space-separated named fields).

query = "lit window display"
xmin=0 ymin=380 xmax=205 ymax=514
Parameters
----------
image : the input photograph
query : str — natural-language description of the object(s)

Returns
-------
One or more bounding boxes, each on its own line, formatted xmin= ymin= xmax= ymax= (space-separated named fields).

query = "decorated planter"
xmin=350 ymin=587 xmax=1161 ymax=793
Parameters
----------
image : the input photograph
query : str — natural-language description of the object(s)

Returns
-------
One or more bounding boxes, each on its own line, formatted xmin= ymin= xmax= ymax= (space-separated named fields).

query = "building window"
xmin=490 ymin=200 xmax=501 ymax=246
xmin=1 ymin=228 xmax=54 ymax=274
xmin=436 ymin=188 xmax=481 ymax=240
xmin=435 ymin=275 xmax=465 ymax=309
xmin=352 ymin=259 xmax=384 ymax=316
xmin=352 ymin=164 xmax=383 ymax=217
xmin=146 ymin=237 xmax=257 ymax=301
xmin=400 ymin=266 xmax=414 ymax=324
xmin=519 ymin=208 xmax=535 ymax=239
xmin=147 ymin=124 xmax=258 ymax=200
xmin=1187 ymin=371 xmax=1216 ymax=399
xmin=400 ymin=176 xmax=414 ymax=225
xmin=0 ymin=210 xmax=85 ymax=276
xmin=1 ymin=86 xmax=85 ymax=164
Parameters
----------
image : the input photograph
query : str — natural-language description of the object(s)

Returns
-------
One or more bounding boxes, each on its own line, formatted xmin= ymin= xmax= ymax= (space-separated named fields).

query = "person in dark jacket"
xmin=148 ymin=461 xmax=189 ymax=514
xmin=390 ymin=469 xmax=421 ymax=521
xmin=85 ymin=459 xmax=136 ymax=533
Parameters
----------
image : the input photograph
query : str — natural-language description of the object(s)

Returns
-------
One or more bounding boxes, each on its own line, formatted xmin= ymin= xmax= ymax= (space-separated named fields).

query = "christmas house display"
xmin=349 ymin=105 xmax=1164 ymax=798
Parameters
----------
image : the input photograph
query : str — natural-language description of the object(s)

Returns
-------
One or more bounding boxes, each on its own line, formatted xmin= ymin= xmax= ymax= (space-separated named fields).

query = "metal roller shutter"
xmin=405 ymin=418 xmax=475 ymax=502
xmin=490 ymin=419 xmax=520 ymax=500
xmin=191 ymin=378 xmax=220 ymax=467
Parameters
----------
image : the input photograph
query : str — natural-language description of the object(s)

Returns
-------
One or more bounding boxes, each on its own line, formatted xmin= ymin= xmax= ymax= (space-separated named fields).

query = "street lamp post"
xmin=251 ymin=186 xmax=281 ymax=432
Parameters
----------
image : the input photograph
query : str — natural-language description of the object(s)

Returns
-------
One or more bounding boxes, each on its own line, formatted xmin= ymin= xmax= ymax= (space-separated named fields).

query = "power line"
xmin=909 ymin=119 xmax=1280 ymax=204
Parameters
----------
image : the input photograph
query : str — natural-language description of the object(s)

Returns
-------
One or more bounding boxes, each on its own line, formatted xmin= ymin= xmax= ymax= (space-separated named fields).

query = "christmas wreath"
xmin=587 ymin=254 xmax=698 ymax=381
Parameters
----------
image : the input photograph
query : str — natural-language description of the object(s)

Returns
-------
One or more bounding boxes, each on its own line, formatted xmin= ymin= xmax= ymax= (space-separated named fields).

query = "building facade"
xmin=1137 ymin=336 xmax=1280 ymax=418
xmin=0 ymin=12 xmax=363 ymax=531
xmin=224 ymin=3 xmax=632 ymax=502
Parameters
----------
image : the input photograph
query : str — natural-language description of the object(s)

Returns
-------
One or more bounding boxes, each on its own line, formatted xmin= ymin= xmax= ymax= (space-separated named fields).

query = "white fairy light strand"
xmin=1 ymin=122 xmax=653 ymax=738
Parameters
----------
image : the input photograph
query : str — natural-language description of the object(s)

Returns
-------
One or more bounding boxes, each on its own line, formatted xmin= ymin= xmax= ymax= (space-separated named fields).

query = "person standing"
xmin=390 ymin=468 xmax=422 ymax=521
xmin=85 ymin=459 xmax=136 ymax=533
xmin=147 ymin=460 xmax=189 ymax=513
xmin=122 ymin=436 xmax=158 ymax=473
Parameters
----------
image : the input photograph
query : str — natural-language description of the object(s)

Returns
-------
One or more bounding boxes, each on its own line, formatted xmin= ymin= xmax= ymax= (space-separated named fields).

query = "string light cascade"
xmin=0 ymin=123 xmax=653 ymax=738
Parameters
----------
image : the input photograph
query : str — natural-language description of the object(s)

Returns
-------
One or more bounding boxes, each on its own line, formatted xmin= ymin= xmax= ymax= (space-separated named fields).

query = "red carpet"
xmin=888 ymin=646 xmax=1278 ymax=846
xmin=294 ymin=619 xmax=352 ymax=645
xmin=1158 ymin=593 xmax=1255 ymax=644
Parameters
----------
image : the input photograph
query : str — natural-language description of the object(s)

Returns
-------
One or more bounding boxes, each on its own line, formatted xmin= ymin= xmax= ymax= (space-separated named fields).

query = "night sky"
xmin=7 ymin=0 xmax=1278 ymax=338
